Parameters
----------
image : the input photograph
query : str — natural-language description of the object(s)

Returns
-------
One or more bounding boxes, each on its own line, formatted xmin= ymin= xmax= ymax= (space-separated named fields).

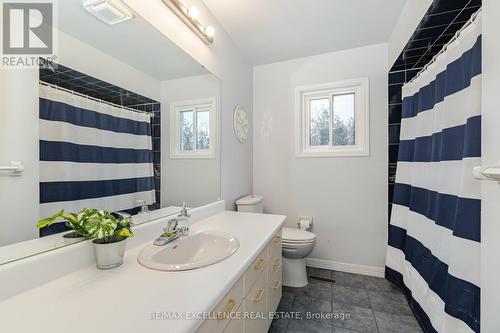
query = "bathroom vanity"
xmin=0 ymin=201 xmax=285 ymax=333
xmin=197 ymin=229 xmax=282 ymax=333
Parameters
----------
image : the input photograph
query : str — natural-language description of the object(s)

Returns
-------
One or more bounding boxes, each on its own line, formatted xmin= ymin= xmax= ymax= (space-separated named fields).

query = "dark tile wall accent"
xmin=387 ymin=0 xmax=481 ymax=220
xmin=39 ymin=61 xmax=158 ymax=107
xmin=134 ymin=103 xmax=162 ymax=210
xmin=39 ymin=61 xmax=162 ymax=211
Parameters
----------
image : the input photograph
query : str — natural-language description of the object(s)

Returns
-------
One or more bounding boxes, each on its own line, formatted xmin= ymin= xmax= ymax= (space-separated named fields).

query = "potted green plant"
xmin=37 ymin=208 xmax=133 ymax=269
xmin=36 ymin=209 xmax=89 ymax=238
xmin=83 ymin=209 xmax=133 ymax=270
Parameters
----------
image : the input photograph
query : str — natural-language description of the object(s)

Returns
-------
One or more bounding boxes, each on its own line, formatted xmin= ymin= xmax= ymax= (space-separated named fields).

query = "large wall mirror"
xmin=0 ymin=0 xmax=221 ymax=264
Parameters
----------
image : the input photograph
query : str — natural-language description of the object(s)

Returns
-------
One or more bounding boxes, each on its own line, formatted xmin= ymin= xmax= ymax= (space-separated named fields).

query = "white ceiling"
xmin=203 ymin=0 xmax=408 ymax=65
xmin=57 ymin=0 xmax=208 ymax=81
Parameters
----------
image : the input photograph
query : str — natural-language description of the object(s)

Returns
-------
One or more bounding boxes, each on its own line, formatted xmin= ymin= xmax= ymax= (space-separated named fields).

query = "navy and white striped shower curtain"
xmin=386 ymin=12 xmax=481 ymax=333
xmin=39 ymin=85 xmax=155 ymax=218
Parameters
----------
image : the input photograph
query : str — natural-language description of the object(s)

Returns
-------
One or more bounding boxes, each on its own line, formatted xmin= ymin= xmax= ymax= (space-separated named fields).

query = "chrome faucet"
xmin=136 ymin=199 xmax=149 ymax=214
xmin=153 ymin=211 xmax=190 ymax=246
xmin=164 ymin=217 xmax=184 ymax=232
xmin=178 ymin=202 xmax=190 ymax=218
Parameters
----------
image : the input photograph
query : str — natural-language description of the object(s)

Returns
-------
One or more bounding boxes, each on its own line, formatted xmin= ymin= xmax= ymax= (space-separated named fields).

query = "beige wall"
xmin=253 ymin=43 xmax=388 ymax=272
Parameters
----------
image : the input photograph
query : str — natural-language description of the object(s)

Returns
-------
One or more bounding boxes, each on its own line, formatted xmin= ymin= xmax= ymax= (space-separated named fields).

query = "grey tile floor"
xmin=268 ymin=267 xmax=423 ymax=333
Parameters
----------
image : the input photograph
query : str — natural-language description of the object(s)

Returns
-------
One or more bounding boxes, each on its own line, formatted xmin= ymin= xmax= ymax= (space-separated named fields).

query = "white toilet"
xmin=281 ymin=226 xmax=316 ymax=287
xmin=236 ymin=195 xmax=317 ymax=288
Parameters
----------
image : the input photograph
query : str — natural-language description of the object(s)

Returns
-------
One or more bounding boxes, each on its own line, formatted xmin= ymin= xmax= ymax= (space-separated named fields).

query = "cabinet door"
xmin=269 ymin=230 xmax=282 ymax=260
xmin=244 ymin=270 xmax=268 ymax=333
xmin=196 ymin=277 xmax=244 ymax=333
xmin=223 ymin=304 xmax=244 ymax=333
xmin=268 ymin=253 xmax=282 ymax=280
xmin=268 ymin=264 xmax=282 ymax=313
xmin=244 ymin=247 xmax=268 ymax=296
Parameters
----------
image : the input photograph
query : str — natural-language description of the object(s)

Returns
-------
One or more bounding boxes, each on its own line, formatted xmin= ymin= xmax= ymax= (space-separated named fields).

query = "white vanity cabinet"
xmin=197 ymin=230 xmax=282 ymax=333
xmin=267 ymin=233 xmax=283 ymax=326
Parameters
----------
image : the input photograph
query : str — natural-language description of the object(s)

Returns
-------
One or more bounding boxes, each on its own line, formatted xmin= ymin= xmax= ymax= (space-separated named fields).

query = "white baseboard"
xmin=305 ymin=258 xmax=385 ymax=278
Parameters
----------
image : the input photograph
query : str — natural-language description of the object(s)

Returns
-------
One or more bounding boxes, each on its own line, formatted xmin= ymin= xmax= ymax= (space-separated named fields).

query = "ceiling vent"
xmin=83 ymin=0 xmax=133 ymax=25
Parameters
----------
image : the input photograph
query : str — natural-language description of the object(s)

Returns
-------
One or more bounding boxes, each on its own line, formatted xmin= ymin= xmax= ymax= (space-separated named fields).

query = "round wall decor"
xmin=233 ymin=105 xmax=248 ymax=143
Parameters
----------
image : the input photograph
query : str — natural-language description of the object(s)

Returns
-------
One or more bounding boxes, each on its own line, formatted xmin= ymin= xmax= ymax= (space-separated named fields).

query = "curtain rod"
xmin=406 ymin=7 xmax=482 ymax=85
xmin=39 ymin=81 xmax=155 ymax=118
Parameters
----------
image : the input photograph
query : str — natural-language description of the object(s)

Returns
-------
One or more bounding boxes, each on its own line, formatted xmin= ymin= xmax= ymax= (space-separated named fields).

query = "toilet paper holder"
xmin=297 ymin=216 xmax=313 ymax=230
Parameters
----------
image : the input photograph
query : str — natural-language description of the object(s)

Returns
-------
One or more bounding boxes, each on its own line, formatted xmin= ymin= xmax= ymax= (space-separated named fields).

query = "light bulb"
xmin=205 ymin=26 xmax=214 ymax=37
xmin=187 ymin=6 xmax=199 ymax=20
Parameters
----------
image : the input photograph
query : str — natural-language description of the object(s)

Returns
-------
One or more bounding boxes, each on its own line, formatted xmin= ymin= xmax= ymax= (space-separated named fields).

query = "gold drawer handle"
xmin=273 ymin=235 xmax=282 ymax=243
xmin=254 ymin=258 xmax=265 ymax=270
xmin=253 ymin=288 xmax=265 ymax=302
xmin=273 ymin=258 xmax=281 ymax=267
xmin=217 ymin=298 xmax=236 ymax=320
xmin=273 ymin=280 xmax=281 ymax=289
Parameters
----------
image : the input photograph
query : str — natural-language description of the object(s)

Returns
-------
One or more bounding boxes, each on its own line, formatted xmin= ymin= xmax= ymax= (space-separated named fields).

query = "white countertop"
xmin=0 ymin=211 xmax=285 ymax=333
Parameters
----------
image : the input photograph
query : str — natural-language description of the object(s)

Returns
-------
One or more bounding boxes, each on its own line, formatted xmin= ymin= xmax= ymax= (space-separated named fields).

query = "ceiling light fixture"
xmin=161 ymin=0 xmax=214 ymax=45
xmin=204 ymin=26 xmax=215 ymax=38
xmin=187 ymin=6 xmax=200 ymax=20
xmin=83 ymin=0 xmax=133 ymax=25
xmin=205 ymin=25 xmax=215 ymax=37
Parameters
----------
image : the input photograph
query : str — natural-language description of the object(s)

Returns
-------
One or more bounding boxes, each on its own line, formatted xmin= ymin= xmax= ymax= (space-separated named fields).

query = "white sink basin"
xmin=137 ymin=231 xmax=239 ymax=271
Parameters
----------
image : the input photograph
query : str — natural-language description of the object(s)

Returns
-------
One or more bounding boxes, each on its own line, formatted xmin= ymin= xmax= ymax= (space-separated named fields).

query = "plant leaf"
xmin=115 ymin=229 xmax=133 ymax=237
xmin=36 ymin=209 xmax=64 ymax=228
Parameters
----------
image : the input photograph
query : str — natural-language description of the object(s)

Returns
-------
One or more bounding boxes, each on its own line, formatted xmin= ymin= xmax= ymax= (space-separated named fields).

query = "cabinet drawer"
xmin=270 ymin=230 xmax=282 ymax=260
xmin=268 ymin=266 xmax=282 ymax=313
xmin=222 ymin=304 xmax=244 ymax=333
xmin=244 ymin=247 xmax=267 ymax=296
xmin=244 ymin=270 xmax=268 ymax=333
xmin=268 ymin=253 xmax=282 ymax=279
xmin=196 ymin=276 xmax=244 ymax=333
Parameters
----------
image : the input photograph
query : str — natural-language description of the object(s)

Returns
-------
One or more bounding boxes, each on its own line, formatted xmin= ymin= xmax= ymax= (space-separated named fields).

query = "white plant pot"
xmin=92 ymin=236 xmax=127 ymax=269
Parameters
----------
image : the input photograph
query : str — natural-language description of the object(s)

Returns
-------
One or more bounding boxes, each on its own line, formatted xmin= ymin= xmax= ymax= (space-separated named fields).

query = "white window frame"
xmin=169 ymin=97 xmax=217 ymax=159
xmin=295 ymin=78 xmax=369 ymax=158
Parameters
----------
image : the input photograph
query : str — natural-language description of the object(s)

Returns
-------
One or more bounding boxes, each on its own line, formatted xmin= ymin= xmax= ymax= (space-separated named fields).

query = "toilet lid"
xmin=282 ymin=227 xmax=316 ymax=242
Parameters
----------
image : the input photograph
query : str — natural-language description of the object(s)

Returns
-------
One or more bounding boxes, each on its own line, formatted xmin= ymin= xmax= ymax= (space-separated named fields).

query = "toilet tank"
xmin=236 ymin=195 xmax=263 ymax=213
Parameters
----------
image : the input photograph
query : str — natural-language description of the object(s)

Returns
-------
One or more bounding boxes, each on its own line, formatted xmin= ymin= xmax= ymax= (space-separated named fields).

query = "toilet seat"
xmin=282 ymin=227 xmax=316 ymax=243
xmin=282 ymin=239 xmax=316 ymax=245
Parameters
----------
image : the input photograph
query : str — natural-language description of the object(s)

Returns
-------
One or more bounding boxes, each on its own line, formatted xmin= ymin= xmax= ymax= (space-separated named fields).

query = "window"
xmin=170 ymin=98 xmax=217 ymax=159
xmin=295 ymin=78 xmax=369 ymax=157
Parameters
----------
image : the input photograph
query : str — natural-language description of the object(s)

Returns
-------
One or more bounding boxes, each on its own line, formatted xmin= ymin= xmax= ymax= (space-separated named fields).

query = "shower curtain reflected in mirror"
xmin=39 ymin=84 xmax=155 ymax=235
xmin=386 ymin=12 xmax=482 ymax=333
